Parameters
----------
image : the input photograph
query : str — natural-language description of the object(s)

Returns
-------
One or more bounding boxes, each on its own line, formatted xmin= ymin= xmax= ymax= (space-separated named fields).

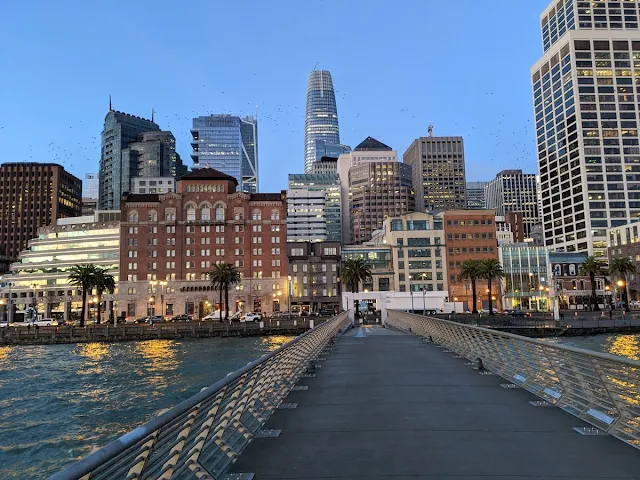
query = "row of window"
xmin=128 ymin=207 xmax=282 ymax=223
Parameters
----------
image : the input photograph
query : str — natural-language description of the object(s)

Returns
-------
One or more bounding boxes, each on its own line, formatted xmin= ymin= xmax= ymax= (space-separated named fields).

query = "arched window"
xmin=270 ymin=209 xmax=280 ymax=221
xmin=215 ymin=204 xmax=225 ymax=221
xmin=148 ymin=210 xmax=157 ymax=222
xmin=165 ymin=208 xmax=176 ymax=222
xmin=186 ymin=205 xmax=196 ymax=221
xmin=252 ymin=209 xmax=262 ymax=221
xmin=128 ymin=211 xmax=138 ymax=222
xmin=201 ymin=205 xmax=211 ymax=221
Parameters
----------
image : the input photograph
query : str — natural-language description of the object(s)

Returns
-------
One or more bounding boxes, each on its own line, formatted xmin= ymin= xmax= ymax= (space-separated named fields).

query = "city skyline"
xmin=0 ymin=1 xmax=549 ymax=193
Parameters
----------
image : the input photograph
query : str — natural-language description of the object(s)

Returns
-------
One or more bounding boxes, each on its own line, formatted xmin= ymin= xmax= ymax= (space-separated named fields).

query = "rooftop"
xmin=178 ymin=167 xmax=239 ymax=185
xmin=354 ymin=137 xmax=392 ymax=152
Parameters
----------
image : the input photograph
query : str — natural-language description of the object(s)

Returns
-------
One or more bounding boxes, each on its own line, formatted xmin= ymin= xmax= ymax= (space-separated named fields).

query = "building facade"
xmin=532 ymin=1 xmax=640 ymax=256
xmin=287 ymin=241 xmax=341 ymax=314
xmin=123 ymin=131 xmax=185 ymax=180
xmin=550 ymin=251 xmax=607 ymax=310
xmin=0 ymin=163 xmax=82 ymax=261
xmin=117 ymin=168 xmax=287 ymax=320
xmin=99 ymin=110 xmax=160 ymax=210
xmin=0 ymin=211 xmax=120 ymax=323
xmin=377 ymin=212 xmax=446 ymax=294
xmin=83 ymin=173 xmax=99 ymax=199
xmin=342 ymin=245 xmax=394 ymax=292
xmin=485 ymin=170 xmax=539 ymax=238
xmin=191 ymin=115 xmax=258 ymax=193
xmin=131 ymin=177 xmax=176 ymax=194
xmin=304 ymin=70 xmax=341 ymax=173
xmin=310 ymin=157 xmax=339 ymax=175
xmin=499 ymin=244 xmax=552 ymax=312
xmin=608 ymin=221 xmax=640 ymax=302
xmin=466 ymin=181 xmax=487 ymax=209
xmin=495 ymin=212 xmax=526 ymax=245
xmin=443 ymin=210 xmax=499 ymax=311
xmin=287 ymin=173 xmax=341 ymax=243
xmin=349 ymin=161 xmax=414 ymax=244
xmin=403 ymin=135 xmax=466 ymax=212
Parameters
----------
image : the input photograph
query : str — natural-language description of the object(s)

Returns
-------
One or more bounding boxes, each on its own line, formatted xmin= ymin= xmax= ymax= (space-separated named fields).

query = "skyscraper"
xmin=465 ymin=181 xmax=487 ymax=209
xmin=83 ymin=173 xmax=99 ymax=199
xmin=532 ymin=0 xmax=640 ymax=256
xmin=123 ymin=131 xmax=185 ymax=179
xmin=304 ymin=70 xmax=341 ymax=173
xmin=403 ymin=134 xmax=467 ymax=212
xmin=485 ymin=170 xmax=539 ymax=237
xmin=190 ymin=115 xmax=258 ymax=193
xmin=99 ymin=110 xmax=160 ymax=210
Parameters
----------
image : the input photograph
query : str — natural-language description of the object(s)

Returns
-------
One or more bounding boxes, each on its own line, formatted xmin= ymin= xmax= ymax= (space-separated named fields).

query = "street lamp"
xmin=617 ymin=280 xmax=626 ymax=310
xmin=0 ymin=298 xmax=6 ymax=323
xmin=31 ymin=283 xmax=38 ymax=318
xmin=148 ymin=296 xmax=155 ymax=316
xmin=288 ymin=275 xmax=292 ymax=321
xmin=421 ymin=287 xmax=426 ymax=315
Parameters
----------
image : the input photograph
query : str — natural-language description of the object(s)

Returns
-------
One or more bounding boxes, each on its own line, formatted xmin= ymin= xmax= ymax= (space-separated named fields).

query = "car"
xmin=148 ymin=315 xmax=163 ymax=324
xmin=170 ymin=314 xmax=192 ymax=322
xmin=203 ymin=311 xmax=229 ymax=321
xmin=30 ymin=318 xmax=57 ymax=326
xmin=508 ymin=310 xmax=529 ymax=317
xmin=241 ymin=312 xmax=262 ymax=322
xmin=0 ymin=321 xmax=9 ymax=328
xmin=135 ymin=316 xmax=151 ymax=324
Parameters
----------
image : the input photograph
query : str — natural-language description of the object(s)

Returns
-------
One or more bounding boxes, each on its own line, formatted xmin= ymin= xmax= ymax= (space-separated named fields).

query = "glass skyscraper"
xmin=191 ymin=114 xmax=258 ymax=193
xmin=304 ymin=70 xmax=341 ymax=173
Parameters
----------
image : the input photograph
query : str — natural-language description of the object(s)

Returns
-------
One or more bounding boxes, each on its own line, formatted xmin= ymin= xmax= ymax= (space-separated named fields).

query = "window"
xmin=272 ymin=236 xmax=281 ymax=243
xmin=127 ymin=287 xmax=136 ymax=295
xmin=252 ymin=225 xmax=262 ymax=232
xmin=234 ymin=225 xmax=243 ymax=232
xmin=215 ymin=205 xmax=225 ymax=221
xmin=252 ymin=209 xmax=262 ymax=221
xmin=128 ymin=226 xmax=138 ymax=234
xmin=215 ymin=237 xmax=224 ymax=244
xmin=270 ymin=209 xmax=280 ymax=220
xmin=216 ymin=248 xmax=224 ymax=256
xmin=127 ymin=262 xmax=137 ymax=270
xmin=215 ymin=225 xmax=224 ymax=233
xmin=324 ymin=247 xmax=337 ymax=256
xmin=201 ymin=206 xmax=211 ymax=221
xmin=165 ymin=209 xmax=175 ymax=221
xmin=128 ymin=212 xmax=138 ymax=222
xmin=291 ymin=248 xmax=304 ymax=256
xmin=186 ymin=273 xmax=196 ymax=280
xmin=271 ymin=225 xmax=280 ymax=232
xmin=166 ymin=226 xmax=175 ymax=234
xmin=272 ymin=259 xmax=281 ymax=266
xmin=148 ymin=211 xmax=157 ymax=222
xmin=186 ymin=205 xmax=196 ymax=221
xmin=272 ymin=248 xmax=280 ymax=255
xmin=253 ymin=236 xmax=262 ymax=244
xmin=391 ymin=219 xmax=403 ymax=231
xmin=128 ymin=250 xmax=137 ymax=258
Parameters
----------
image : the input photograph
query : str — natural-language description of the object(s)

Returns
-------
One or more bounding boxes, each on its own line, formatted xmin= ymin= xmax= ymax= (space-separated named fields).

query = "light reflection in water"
xmin=605 ymin=335 xmax=640 ymax=361
xmin=261 ymin=335 xmax=294 ymax=352
xmin=0 ymin=346 xmax=12 ymax=362
xmin=77 ymin=343 xmax=110 ymax=361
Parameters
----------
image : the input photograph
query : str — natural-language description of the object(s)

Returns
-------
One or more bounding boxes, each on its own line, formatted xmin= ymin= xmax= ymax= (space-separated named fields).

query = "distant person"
xmin=609 ymin=309 xmax=613 ymax=319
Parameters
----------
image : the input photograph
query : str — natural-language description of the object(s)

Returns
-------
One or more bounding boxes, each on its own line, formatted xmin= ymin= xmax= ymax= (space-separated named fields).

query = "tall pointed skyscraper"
xmin=304 ymin=70 xmax=347 ymax=173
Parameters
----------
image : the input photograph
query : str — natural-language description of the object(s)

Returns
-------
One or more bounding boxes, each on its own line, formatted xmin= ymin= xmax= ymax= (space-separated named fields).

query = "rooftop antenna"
xmin=313 ymin=62 xmax=319 ymax=70
xmin=109 ymin=94 xmax=112 ymax=111
xmin=151 ymin=107 xmax=155 ymax=122
xmin=428 ymin=122 xmax=434 ymax=137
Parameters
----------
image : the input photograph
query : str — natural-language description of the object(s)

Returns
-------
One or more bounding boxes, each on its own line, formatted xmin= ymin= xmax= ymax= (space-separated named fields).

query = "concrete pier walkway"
xmin=230 ymin=326 xmax=640 ymax=479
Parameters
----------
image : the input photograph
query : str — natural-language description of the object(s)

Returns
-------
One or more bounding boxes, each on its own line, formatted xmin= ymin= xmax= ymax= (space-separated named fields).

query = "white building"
xmin=131 ymin=176 xmax=176 ymax=194
xmin=485 ymin=170 xmax=539 ymax=238
xmin=287 ymin=174 xmax=342 ymax=243
xmin=532 ymin=0 xmax=640 ymax=257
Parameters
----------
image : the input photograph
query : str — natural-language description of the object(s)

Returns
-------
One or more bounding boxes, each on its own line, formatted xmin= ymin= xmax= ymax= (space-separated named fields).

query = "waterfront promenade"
xmin=230 ymin=325 xmax=640 ymax=479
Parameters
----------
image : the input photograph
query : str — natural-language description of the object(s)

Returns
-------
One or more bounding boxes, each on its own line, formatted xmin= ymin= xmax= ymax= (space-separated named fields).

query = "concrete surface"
xmin=230 ymin=325 xmax=640 ymax=479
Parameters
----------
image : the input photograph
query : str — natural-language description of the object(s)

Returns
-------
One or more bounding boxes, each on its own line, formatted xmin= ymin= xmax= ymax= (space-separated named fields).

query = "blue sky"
xmin=0 ymin=0 xmax=550 ymax=192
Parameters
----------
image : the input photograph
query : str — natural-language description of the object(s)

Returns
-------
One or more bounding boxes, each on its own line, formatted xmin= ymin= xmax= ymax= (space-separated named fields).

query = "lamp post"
xmin=288 ymin=275 xmax=292 ymax=321
xmin=421 ymin=287 xmax=426 ymax=315
xmin=148 ymin=296 xmax=155 ymax=317
xmin=0 ymin=298 xmax=6 ymax=323
xmin=31 ymin=283 xmax=38 ymax=320
xmin=410 ymin=289 xmax=414 ymax=313
xmin=617 ymin=279 xmax=626 ymax=310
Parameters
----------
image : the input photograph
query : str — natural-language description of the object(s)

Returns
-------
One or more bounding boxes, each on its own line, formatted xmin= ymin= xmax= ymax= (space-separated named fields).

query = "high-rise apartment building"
xmin=0 ymin=163 xmax=82 ymax=260
xmin=403 ymin=135 xmax=466 ymax=212
xmin=287 ymin=173 xmax=342 ymax=243
xmin=304 ymin=70 xmax=341 ymax=172
xmin=349 ymin=161 xmax=414 ymax=244
xmin=83 ymin=173 xmax=99 ymax=199
xmin=191 ymin=115 xmax=258 ymax=193
xmin=99 ymin=110 xmax=160 ymax=210
xmin=466 ymin=181 xmax=487 ymax=209
xmin=123 ymin=131 xmax=185 ymax=180
xmin=485 ymin=170 xmax=539 ymax=237
xmin=532 ymin=0 xmax=640 ymax=257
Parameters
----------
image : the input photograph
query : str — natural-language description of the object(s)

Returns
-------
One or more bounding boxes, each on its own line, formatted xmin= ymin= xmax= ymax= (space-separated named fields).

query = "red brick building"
xmin=117 ymin=168 xmax=288 ymax=320
xmin=442 ymin=210 xmax=500 ymax=311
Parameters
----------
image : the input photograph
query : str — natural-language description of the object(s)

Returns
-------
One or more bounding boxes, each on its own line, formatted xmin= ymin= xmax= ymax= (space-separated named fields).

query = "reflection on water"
xmin=554 ymin=333 xmax=640 ymax=361
xmin=0 ymin=335 xmax=294 ymax=479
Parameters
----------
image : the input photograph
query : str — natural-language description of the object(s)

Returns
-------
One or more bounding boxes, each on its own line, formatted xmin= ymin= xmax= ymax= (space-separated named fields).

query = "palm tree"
xmin=210 ymin=263 xmax=241 ymax=321
xmin=479 ymin=258 xmax=504 ymax=315
xmin=579 ymin=256 xmax=607 ymax=312
xmin=93 ymin=268 xmax=116 ymax=324
xmin=609 ymin=256 xmax=637 ymax=312
xmin=68 ymin=264 xmax=98 ymax=327
xmin=459 ymin=259 xmax=482 ymax=314
xmin=341 ymin=258 xmax=372 ymax=319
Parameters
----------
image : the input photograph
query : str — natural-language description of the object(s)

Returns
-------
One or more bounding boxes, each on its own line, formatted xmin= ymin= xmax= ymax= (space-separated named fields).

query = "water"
xmin=550 ymin=333 xmax=640 ymax=361
xmin=0 ymin=335 xmax=294 ymax=479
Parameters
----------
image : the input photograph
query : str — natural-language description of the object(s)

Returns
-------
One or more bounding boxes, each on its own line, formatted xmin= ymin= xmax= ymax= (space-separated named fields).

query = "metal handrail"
xmin=50 ymin=311 xmax=349 ymax=480
xmin=387 ymin=310 xmax=640 ymax=450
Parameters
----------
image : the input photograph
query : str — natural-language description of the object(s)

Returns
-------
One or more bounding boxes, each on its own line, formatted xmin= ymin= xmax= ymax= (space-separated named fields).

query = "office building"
xmin=443 ymin=210 xmax=499 ymax=311
xmin=84 ymin=173 xmax=99 ymax=199
xmin=349 ymin=161 xmax=414 ymax=244
xmin=466 ymin=181 xmax=487 ymax=209
xmin=131 ymin=177 xmax=176 ymax=194
xmin=99 ymin=110 xmax=160 ymax=210
xmin=495 ymin=212 xmax=525 ymax=245
xmin=337 ymin=137 xmax=400 ymax=243
xmin=287 ymin=241 xmax=342 ymax=314
xmin=123 ymin=131 xmax=185 ymax=179
xmin=304 ymin=70 xmax=341 ymax=172
xmin=0 ymin=163 xmax=82 ymax=261
xmin=499 ymin=244 xmax=552 ymax=312
xmin=117 ymin=167 xmax=287 ymax=319
xmin=287 ymin=173 xmax=342 ymax=243
xmin=375 ymin=212 xmax=446 ymax=293
xmin=0 ymin=211 xmax=120 ymax=323
xmin=532 ymin=1 xmax=640 ymax=256
xmin=403 ymin=134 xmax=466 ymax=212
xmin=191 ymin=115 xmax=258 ymax=193
xmin=82 ymin=198 xmax=98 ymax=216
xmin=311 ymin=157 xmax=339 ymax=175
xmin=485 ymin=170 xmax=539 ymax=237
xmin=342 ymin=245 xmax=394 ymax=292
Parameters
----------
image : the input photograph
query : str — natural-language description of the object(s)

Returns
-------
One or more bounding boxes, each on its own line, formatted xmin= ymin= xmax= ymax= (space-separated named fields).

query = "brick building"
xmin=442 ymin=210 xmax=499 ymax=311
xmin=117 ymin=168 xmax=288 ymax=320
xmin=0 ymin=163 xmax=82 ymax=262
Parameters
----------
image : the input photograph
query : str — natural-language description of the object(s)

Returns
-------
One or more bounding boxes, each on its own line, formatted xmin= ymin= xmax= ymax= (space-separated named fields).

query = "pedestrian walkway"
xmin=230 ymin=325 xmax=640 ymax=479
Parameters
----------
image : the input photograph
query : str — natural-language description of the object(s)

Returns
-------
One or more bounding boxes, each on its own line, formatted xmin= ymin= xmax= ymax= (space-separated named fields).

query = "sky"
xmin=0 ymin=0 xmax=550 ymax=193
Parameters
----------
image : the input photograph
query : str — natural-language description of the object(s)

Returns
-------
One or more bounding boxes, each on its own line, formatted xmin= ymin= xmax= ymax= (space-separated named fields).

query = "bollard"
xmin=309 ymin=319 xmax=314 ymax=329
xmin=294 ymin=320 xmax=297 ymax=327
xmin=474 ymin=358 xmax=484 ymax=370
xmin=259 ymin=321 xmax=264 ymax=329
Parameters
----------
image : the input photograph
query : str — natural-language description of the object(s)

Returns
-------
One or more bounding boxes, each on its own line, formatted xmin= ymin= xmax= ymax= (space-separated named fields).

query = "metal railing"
xmin=387 ymin=310 xmax=640 ymax=450
xmin=50 ymin=312 xmax=349 ymax=480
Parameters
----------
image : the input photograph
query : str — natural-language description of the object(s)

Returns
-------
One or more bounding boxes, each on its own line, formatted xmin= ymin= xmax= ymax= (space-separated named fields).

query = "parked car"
xmin=241 ymin=312 xmax=262 ymax=322
xmin=170 ymin=314 xmax=192 ymax=322
xmin=135 ymin=316 xmax=151 ymax=324
xmin=28 ymin=318 xmax=58 ymax=326
xmin=508 ymin=310 xmax=529 ymax=317
xmin=0 ymin=320 xmax=9 ymax=328
xmin=319 ymin=309 xmax=334 ymax=317
xmin=149 ymin=315 xmax=163 ymax=324
xmin=203 ymin=311 xmax=229 ymax=321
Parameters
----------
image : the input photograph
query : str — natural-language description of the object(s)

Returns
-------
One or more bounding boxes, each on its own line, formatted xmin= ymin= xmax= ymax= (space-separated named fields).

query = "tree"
xmin=579 ymin=256 xmax=607 ymax=312
xmin=68 ymin=264 xmax=98 ymax=327
xmin=459 ymin=259 xmax=482 ymax=314
xmin=609 ymin=256 xmax=637 ymax=312
xmin=210 ymin=263 xmax=241 ymax=321
xmin=93 ymin=268 xmax=116 ymax=324
xmin=479 ymin=258 xmax=504 ymax=315
xmin=341 ymin=258 xmax=372 ymax=319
